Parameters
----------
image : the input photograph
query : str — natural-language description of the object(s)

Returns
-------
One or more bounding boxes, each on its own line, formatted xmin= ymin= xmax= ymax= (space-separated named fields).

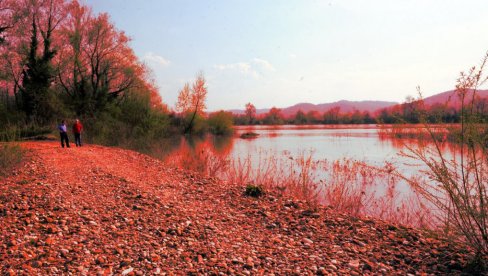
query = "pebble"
xmin=348 ymin=259 xmax=360 ymax=270
xmin=302 ymin=238 xmax=314 ymax=245
xmin=328 ymin=264 xmax=338 ymax=270
xmin=121 ymin=267 xmax=134 ymax=275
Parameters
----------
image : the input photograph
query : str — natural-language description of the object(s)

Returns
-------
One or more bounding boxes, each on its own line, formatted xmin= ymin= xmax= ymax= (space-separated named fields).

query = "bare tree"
xmin=176 ymin=73 xmax=207 ymax=133
xmin=57 ymin=2 xmax=143 ymax=115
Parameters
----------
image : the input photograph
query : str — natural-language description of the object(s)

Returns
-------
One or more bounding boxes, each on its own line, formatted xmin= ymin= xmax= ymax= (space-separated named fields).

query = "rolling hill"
xmin=229 ymin=100 xmax=397 ymax=116
xmin=229 ymin=89 xmax=488 ymax=117
xmin=280 ymin=100 xmax=397 ymax=116
xmin=422 ymin=89 xmax=488 ymax=108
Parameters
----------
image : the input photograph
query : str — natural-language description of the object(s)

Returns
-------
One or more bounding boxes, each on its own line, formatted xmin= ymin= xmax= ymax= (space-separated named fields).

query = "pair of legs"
xmin=60 ymin=132 xmax=70 ymax=148
xmin=74 ymin=133 xmax=82 ymax=147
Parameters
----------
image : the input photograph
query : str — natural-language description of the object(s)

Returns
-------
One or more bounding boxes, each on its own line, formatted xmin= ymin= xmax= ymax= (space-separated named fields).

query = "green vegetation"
xmin=207 ymin=111 xmax=234 ymax=136
xmin=0 ymin=144 xmax=24 ymax=176
xmin=83 ymin=93 xmax=173 ymax=150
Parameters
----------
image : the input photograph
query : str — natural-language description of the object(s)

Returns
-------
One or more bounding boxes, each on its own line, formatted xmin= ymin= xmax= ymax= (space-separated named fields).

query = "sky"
xmin=84 ymin=0 xmax=488 ymax=111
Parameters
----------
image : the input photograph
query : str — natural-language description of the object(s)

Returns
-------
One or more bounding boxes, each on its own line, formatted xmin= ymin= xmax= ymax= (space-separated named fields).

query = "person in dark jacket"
xmin=58 ymin=120 xmax=70 ymax=148
xmin=72 ymin=119 xmax=83 ymax=147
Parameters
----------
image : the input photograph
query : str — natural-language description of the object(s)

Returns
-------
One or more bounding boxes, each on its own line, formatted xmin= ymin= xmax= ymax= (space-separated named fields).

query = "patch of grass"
xmin=0 ymin=123 xmax=53 ymax=142
xmin=244 ymin=184 xmax=264 ymax=197
xmin=0 ymin=125 xmax=20 ymax=142
xmin=0 ymin=144 xmax=24 ymax=177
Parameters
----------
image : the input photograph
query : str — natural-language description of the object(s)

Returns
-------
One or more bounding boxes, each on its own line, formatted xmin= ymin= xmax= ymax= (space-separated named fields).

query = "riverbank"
xmin=0 ymin=142 xmax=474 ymax=274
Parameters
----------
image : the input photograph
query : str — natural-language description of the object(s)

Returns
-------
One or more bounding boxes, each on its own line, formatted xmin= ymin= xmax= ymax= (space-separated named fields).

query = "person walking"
xmin=58 ymin=120 xmax=70 ymax=148
xmin=72 ymin=118 xmax=83 ymax=147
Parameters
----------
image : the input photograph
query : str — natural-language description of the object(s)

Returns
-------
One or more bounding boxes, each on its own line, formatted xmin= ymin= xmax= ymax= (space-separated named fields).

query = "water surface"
xmin=232 ymin=125 xmax=402 ymax=166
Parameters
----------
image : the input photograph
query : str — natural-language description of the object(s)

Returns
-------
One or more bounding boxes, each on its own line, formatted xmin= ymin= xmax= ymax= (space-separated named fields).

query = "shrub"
xmin=183 ymin=112 xmax=207 ymax=135
xmin=0 ymin=144 xmax=24 ymax=176
xmin=207 ymin=110 xmax=234 ymax=135
xmin=404 ymin=52 xmax=488 ymax=265
xmin=83 ymin=92 xmax=173 ymax=150
xmin=245 ymin=184 xmax=264 ymax=197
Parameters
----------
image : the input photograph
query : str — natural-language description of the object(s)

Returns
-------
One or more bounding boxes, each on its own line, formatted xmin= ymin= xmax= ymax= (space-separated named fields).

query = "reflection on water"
xmin=157 ymin=124 xmax=459 ymax=178
xmin=233 ymin=125 xmax=394 ymax=165
xmin=152 ymin=124 xmax=461 ymax=226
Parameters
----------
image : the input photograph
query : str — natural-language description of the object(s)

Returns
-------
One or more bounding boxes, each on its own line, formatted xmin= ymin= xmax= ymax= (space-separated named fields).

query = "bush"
xmin=244 ymin=184 xmax=264 ymax=197
xmin=0 ymin=144 xmax=24 ymax=176
xmin=405 ymin=52 xmax=488 ymax=265
xmin=182 ymin=112 xmax=207 ymax=135
xmin=207 ymin=110 xmax=234 ymax=135
xmin=83 ymin=92 xmax=173 ymax=150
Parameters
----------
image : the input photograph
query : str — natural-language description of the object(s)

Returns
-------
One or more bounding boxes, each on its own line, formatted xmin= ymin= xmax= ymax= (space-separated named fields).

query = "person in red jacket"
xmin=72 ymin=119 xmax=83 ymax=147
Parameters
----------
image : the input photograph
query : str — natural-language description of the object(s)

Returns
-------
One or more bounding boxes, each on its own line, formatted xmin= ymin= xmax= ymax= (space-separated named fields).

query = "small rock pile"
xmin=0 ymin=142 xmax=474 ymax=274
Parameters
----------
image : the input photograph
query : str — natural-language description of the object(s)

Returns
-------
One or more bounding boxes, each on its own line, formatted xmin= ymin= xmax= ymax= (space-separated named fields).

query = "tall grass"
xmin=223 ymin=151 xmax=321 ymax=208
xmin=0 ymin=144 xmax=24 ymax=176
xmin=377 ymin=123 xmax=454 ymax=142
xmin=163 ymin=137 xmax=230 ymax=177
xmin=165 ymin=143 xmax=431 ymax=227
xmin=0 ymin=123 xmax=53 ymax=142
xmin=0 ymin=124 xmax=20 ymax=142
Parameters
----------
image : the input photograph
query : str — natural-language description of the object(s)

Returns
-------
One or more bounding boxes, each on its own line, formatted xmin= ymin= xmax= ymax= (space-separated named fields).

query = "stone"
xmin=302 ymin=238 xmax=313 ymax=245
xmin=121 ymin=267 xmax=134 ymax=275
xmin=348 ymin=259 xmax=360 ymax=270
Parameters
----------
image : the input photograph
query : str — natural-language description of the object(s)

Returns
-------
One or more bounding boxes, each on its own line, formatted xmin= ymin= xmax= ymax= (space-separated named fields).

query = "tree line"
xmin=233 ymin=97 xmax=488 ymax=125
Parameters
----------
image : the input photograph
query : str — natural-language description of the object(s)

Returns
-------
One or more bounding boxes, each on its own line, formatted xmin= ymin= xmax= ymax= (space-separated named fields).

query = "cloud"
xmin=214 ymin=62 xmax=252 ymax=74
xmin=214 ymin=58 xmax=275 ymax=78
xmin=143 ymin=52 xmax=171 ymax=67
xmin=252 ymin=58 xmax=276 ymax=71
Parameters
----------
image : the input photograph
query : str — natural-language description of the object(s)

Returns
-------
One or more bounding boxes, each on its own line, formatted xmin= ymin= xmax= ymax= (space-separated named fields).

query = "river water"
xmin=155 ymin=124 xmax=462 ymax=225
xmin=233 ymin=125 xmax=402 ymax=166
xmin=160 ymin=124 xmax=458 ymax=186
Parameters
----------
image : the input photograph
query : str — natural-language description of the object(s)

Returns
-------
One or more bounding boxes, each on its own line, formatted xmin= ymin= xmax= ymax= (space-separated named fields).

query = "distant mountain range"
xmin=279 ymin=100 xmax=397 ymax=116
xmin=228 ymin=100 xmax=397 ymax=116
xmin=228 ymin=89 xmax=488 ymax=116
